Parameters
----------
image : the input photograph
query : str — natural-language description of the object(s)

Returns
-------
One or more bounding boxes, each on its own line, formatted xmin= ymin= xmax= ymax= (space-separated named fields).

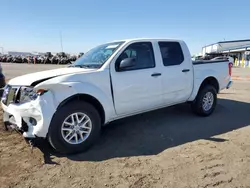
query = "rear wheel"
xmin=47 ymin=101 xmax=101 ymax=154
xmin=191 ymin=85 xmax=217 ymax=116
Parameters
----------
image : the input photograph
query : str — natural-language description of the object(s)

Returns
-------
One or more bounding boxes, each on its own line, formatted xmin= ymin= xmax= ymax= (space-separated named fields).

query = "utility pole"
xmin=60 ymin=31 xmax=64 ymax=52
xmin=0 ymin=47 xmax=3 ymax=54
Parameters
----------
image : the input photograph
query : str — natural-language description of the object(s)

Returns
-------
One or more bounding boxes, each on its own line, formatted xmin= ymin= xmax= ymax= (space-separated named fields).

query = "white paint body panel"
xmin=188 ymin=62 xmax=231 ymax=101
xmin=8 ymin=67 xmax=95 ymax=86
xmin=158 ymin=41 xmax=194 ymax=105
xmin=1 ymin=38 xmax=231 ymax=138
xmin=109 ymin=40 xmax=163 ymax=115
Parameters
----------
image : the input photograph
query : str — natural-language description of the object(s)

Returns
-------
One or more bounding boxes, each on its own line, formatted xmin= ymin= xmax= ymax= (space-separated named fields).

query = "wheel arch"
xmin=198 ymin=76 xmax=219 ymax=94
xmin=188 ymin=76 xmax=219 ymax=101
xmin=57 ymin=94 xmax=105 ymax=125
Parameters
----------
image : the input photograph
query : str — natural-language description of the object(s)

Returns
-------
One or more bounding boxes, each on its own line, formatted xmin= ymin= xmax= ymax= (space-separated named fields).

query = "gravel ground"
xmin=0 ymin=64 xmax=250 ymax=188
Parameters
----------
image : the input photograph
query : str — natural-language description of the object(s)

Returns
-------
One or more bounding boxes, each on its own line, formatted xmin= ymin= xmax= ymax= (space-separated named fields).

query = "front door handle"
xmin=151 ymin=73 xmax=162 ymax=77
xmin=182 ymin=69 xmax=190 ymax=72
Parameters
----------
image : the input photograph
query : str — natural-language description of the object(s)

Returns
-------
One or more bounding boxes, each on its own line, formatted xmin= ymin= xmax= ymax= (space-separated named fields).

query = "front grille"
xmin=2 ymin=85 xmax=20 ymax=106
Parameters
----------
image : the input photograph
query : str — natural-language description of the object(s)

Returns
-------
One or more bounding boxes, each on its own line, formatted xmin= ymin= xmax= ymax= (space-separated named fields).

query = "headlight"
xmin=19 ymin=86 xmax=47 ymax=103
xmin=1 ymin=85 xmax=10 ymax=103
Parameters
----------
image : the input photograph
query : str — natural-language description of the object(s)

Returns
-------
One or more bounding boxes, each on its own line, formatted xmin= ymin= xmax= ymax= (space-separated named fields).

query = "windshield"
xmin=71 ymin=41 xmax=124 ymax=68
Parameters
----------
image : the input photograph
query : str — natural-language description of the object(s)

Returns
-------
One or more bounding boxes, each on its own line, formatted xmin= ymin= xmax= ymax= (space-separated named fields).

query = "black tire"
xmin=47 ymin=100 xmax=101 ymax=154
xmin=191 ymin=85 xmax=217 ymax=116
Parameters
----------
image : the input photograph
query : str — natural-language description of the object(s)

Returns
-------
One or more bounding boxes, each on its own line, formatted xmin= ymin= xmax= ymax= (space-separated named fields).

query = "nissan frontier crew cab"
xmin=2 ymin=38 xmax=233 ymax=154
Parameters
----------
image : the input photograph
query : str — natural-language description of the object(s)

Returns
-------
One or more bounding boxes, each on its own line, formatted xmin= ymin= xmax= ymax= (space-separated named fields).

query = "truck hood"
xmin=8 ymin=67 xmax=95 ymax=86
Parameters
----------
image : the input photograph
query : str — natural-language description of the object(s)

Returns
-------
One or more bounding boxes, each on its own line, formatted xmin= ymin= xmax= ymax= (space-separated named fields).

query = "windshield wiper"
xmin=68 ymin=64 xmax=92 ymax=68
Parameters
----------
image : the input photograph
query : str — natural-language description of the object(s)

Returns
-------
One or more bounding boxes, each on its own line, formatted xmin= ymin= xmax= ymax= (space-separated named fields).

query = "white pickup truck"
xmin=2 ymin=38 xmax=233 ymax=154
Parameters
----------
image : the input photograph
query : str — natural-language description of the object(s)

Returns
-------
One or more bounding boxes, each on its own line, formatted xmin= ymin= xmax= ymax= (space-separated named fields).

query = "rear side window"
xmin=158 ymin=42 xmax=184 ymax=66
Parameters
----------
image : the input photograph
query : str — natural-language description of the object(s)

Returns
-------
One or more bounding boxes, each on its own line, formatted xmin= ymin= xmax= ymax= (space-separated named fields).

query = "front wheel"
xmin=191 ymin=85 xmax=217 ymax=116
xmin=47 ymin=101 xmax=101 ymax=154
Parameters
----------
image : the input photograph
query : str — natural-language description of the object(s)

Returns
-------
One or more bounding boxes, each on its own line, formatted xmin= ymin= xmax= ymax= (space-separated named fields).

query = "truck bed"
xmin=192 ymin=59 xmax=231 ymax=93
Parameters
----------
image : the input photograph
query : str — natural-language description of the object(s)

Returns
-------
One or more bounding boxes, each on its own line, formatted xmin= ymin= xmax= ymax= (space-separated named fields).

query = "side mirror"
xmin=118 ymin=57 xmax=136 ymax=71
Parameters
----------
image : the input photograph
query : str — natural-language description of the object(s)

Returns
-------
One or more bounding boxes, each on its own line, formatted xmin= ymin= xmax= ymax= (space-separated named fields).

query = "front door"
xmin=110 ymin=42 xmax=163 ymax=116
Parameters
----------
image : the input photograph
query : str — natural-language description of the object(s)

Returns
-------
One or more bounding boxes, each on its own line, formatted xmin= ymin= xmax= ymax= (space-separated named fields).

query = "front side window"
xmin=116 ymin=42 xmax=155 ymax=71
xmin=71 ymin=41 xmax=124 ymax=68
xmin=158 ymin=42 xmax=184 ymax=66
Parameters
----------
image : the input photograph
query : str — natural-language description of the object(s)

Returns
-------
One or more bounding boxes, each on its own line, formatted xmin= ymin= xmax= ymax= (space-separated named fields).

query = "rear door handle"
xmin=151 ymin=73 xmax=162 ymax=77
xmin=182 ymin=69 xmax=190 ymax=72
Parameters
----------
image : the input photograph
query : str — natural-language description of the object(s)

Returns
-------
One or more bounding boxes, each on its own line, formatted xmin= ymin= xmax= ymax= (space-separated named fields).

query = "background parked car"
xmin=0 ymin=62 xmax=6 ymax=97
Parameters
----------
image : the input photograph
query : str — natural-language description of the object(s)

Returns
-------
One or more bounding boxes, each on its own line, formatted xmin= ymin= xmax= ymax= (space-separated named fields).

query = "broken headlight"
xmin=19 ymin=87 xmax=47 ymax=103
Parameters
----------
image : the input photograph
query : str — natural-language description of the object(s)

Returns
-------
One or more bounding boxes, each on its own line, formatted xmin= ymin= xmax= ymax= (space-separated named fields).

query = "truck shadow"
xmin=36 ymin=98 xmax=250 ymax=163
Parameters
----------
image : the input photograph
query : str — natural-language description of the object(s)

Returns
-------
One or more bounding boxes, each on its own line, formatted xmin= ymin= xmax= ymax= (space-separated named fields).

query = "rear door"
xmin=110 ymin=41 xmax=163 ymax=115
xmin=158 ymin=41 xmax=193 ymax=105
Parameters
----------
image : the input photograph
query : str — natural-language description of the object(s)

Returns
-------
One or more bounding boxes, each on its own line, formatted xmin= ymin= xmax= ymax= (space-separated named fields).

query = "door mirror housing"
xmin=117 ymin=57 xmax=136 ymax=71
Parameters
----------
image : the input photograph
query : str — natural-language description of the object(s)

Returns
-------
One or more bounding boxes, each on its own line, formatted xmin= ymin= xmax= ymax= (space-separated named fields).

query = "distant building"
xmin=202 ymin=39 xmax=250 ymax=67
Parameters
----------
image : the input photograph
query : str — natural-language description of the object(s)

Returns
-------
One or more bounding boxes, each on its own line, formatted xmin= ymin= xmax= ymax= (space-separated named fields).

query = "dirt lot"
xmin=1 ymin=64 xmax=250 ymax=188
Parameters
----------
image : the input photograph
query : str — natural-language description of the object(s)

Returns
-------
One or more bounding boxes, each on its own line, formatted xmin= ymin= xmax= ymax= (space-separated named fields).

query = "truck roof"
xmin=111 ymin=38 xmax=184 ymax=43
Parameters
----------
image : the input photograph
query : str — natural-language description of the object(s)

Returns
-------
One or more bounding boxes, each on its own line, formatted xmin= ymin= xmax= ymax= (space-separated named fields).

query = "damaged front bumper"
xmin=1 ymin=91 xmax=56 ymax=138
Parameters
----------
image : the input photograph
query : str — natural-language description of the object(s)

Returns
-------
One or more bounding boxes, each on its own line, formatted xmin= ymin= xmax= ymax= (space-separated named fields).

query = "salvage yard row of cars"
xmin=1 ymin=38 xmax=233 ymax=154
xmin=0 ymin=52 xmax=84 ymax=64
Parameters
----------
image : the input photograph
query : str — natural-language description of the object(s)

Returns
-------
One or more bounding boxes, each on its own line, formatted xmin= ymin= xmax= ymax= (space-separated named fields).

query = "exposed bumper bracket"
xmin=4 ymin=121 xmax=23 ymax=134
xmin=4 ymin=119 xmax=28 ymax=134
